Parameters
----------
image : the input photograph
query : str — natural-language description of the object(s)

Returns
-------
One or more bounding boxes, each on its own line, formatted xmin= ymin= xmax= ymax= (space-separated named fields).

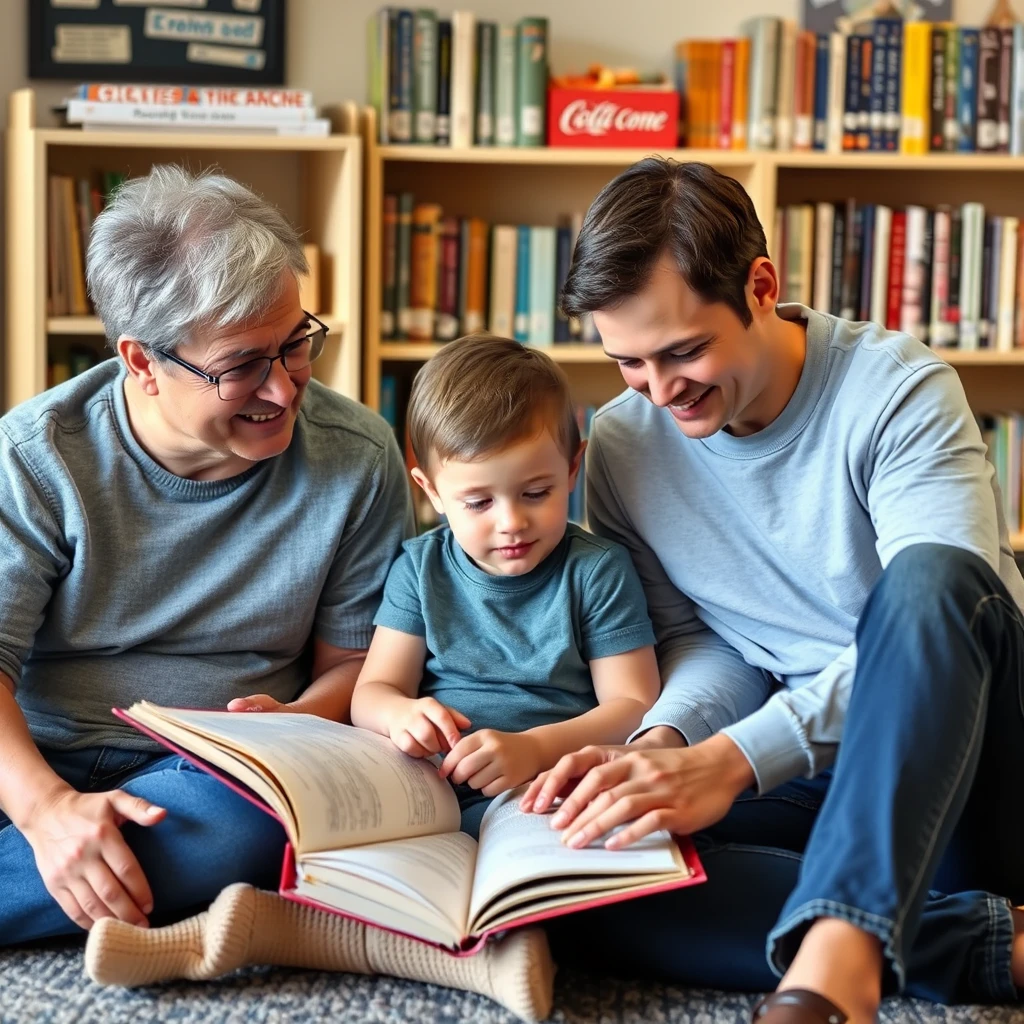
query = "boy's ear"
xmin=410 ymin=466 xmax=446 ymax=517
xmin=568 ymin=439 xmax=588 ymax=489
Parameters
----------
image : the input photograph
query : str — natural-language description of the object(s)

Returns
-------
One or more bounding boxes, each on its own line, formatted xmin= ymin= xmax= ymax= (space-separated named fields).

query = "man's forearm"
xmin=288 ymin=656 xmax=365 ymax=721
xmin=0 ymin=676 xmax=71 ymax=829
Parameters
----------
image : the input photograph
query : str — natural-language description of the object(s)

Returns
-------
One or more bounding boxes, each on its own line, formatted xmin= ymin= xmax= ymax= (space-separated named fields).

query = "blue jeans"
xmin=0 ymin=746 xmax=286 ymax=945
xmin=547 ymin=544 xmax=1024 ymax=1005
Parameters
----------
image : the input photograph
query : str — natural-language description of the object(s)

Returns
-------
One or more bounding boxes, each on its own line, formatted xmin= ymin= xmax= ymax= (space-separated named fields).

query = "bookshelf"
xmin=359 ymin=111 xmax=1024 ymax=551
xmin=4 ymin=89 xmax=363 ymax=411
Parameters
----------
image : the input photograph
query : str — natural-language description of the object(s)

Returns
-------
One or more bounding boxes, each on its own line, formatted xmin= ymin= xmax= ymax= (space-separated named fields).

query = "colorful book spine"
xmin=528 ymin=226 xmax=556 ymax=345
xmin=495 ymin=24 xmax=518 ymax=146
xmin=450 ymin=10 xmax=476 ymax=148
xmin=460 ymin=217 xmax=489 ymax=335
xmin=943 ymin=25 xmax=960 ymax=152
xmin=977 ymin=27 xmax=1000 ymax=152
xmin=368 ymin=9 xmax=390 ymax=144
xmin=998 ymin=26 xmax=1014 ymax=152
xmin=813 ymin=34 xmax=830 ymax=150
xmin=515 ymin=17 xmax=548 ymax=147
xmin=857 ymin=34 xmax=873 ymax=150
xmin=859 ymin=204 xmax=876 ymax=321
xmin=389 ymin=9 xmax=414 ymax=143
xmin=900 ymin=21 xmax=931 ymax=155
xmin=959 ymin=202 xmax=985 ymax=350
xmin=395 ymin=192 xmax=414 ymax=339
xmin=957 ymin=28 xmax=979 ymax=152
xmin=882 ymin=17 xmax=901 ymax=151
xmin=489 ymin=225 xmax=518 ymax=336
xmin=843 ymin=34 xmax=861 ymax=151
xmin=720 ymin=39 xmax=736 ymax=150
xmin=435 ymin=19 xmax=452 ymax=144
xmin=475 ymin=21 xmax=497 ymax=145
xmin=887 ymin=210 xmax=907 ymax=330
xmin=930 ymin=205 xmax=952 ymax=345
xmin=435 ymin=216 xmax=461 ymax=341
xmin=409 ymin=202 xmax=442 ymax=340
xmin=513 ymin=225 xmax=531 ymax=341
xmin=901 ymin=205 xmax=928 ymax=339
xmin=554 ymin=224 xmax=573 ymax=341
xmin=381 ymin=193 xmax=398 ymax=339
xmin=1012 ymin=24 xmax=1024 ymax=155
xmin=869 ymin=19 xmax=889 ymax=152
xmin=826 ymin=31 xmax=846 ymax=153
xmin=830 ymin=202 xmax=846 ymax=315
xmin=948 ymin=206 xmax=963 ymax=334
xmin=930 ymin=25 xmax=947 ymax=151
xmin=413 ymin=8 xmax=438 ymax=144
xmin=745 ymin=16 xmax=779 ymax=150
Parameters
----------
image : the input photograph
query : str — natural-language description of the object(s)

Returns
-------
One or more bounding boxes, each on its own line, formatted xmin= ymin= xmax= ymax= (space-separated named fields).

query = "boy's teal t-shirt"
xmin=373 ymin=523 xmax=656 ymax=733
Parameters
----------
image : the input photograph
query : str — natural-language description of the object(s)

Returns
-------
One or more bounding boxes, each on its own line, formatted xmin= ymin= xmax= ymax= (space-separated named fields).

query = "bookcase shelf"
xmin=4 ymin=89 xmax=362 ymax=410
xmin=380 ymin=341 xmax=611 ymax=363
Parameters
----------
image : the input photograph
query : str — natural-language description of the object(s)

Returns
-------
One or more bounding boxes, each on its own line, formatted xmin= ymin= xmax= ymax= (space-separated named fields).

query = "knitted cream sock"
xmin=84 ymin=884 xmax=554 ymax=1023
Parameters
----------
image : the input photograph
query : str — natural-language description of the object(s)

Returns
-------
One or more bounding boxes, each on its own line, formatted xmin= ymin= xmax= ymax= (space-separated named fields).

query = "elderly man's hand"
xmin=521 ymin=734 xmax=756 ymax=850
xmin=226 ymin=693 xmax=287 ymax=713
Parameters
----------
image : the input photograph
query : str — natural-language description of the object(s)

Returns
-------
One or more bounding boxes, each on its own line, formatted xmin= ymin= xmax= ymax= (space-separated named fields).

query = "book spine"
xmin=389 ymin=9 xmax=414 ymax=143
xmin=720 ymin=39 xmax=736 ymax=150
xmin=436 ymin=217 xmax=461 ymax=341
xmin=840 ymin=198 xmax=859 ymax=319
xmin=980 ymin=216 xmax=994 ymax=345
xmin=413 ymin=8 xmax=438 ymax=144
xmin=732 ymin=36 xmax=750 ymax=149
xmin=883 ymin=18 xmax=901 ymax=150
xmin=527 ymin=226 xmax=556 ymax=345
xmin=450 ymin=10 xmax=476 ymax=148
xmin=900 ymin=22 xmax=929 ymax=155
xmin=843 ymin=34 xmax=861 ymax=151
xmin=73 ymin=84 xmax=314 ymax=106
xmin=395 ymin=192 xmax=414 ymax=339
xmin=381 ymin=194 xmax=398 ymax=340
xmin=870 ymin=206 xmax=892 ymax=325
xmin=409 ymin=203 xmax=441 ymax=340
xmin=813 ymin=202 xmax=834 ymax=312
xmin=869 ymin=19 xmax=888 ymax=152
xmin=494 ymin=24 xmax=518 ymax=146
xmin=997 ymin=217 xmax=1019 ymax=350
xmin=775 ymin=20 xmax=796 ymax=152
xmin=900 ymin=206 xmax=927 ymax=339
xmin=475 ymin=21 xmax=497 ymax=145
xmin=813 ymin=34 xmax=830 ymax=150
xmin=826 ymin=31 xmax=846 ymax=154
xmin=554 ymin=225 xmax=573 ymax=341
xmin=998 ymin=26 xmax=1014 ymax=152
xmin=989 ymin=218 xmax=1004 ymax=347
xmin=65 ymin=100 xmax=319 ymax=124
xmin=790 ymin=31 xmax=808 ymax=151
xmin=857 ymin=35 xmax=873 ymax=150
xmin=858 ymin=204 xmax=875 ymax=321
xmin=515 ymin=17 xmax=548 ymax=146
xmin=948 ymin=206 xmax=963 ymax=335
xmin=943 ymin=25 xmax=959 ymax=152
xmin=930 ymin=26 xmax=947 ymax=151
xmin=708 ymin=41 xmax=723 ymax=149
xmin=830 ymin=202 xmax=846 ymax=315
xmin=887 ymin=210 xmax=907 ymax=330
xmin=513 ymin=225 xmax=531 ymax=340
xmin=749 ymin=17 xmax=779 ymax=149
xmin=920 ymin=211 xmax=935 ymax=342
xmin=368 ymin=10 xmax=389 ymax=144
xmin=960 ymin=202 xmax=984 ymax=350
xmin=1013 ymin=24 xmax=1024 ymax=155
xmin=1015 ymin=220 xmax=1024 ymax=345
xmin=489 ymin=225 xmax=517 ymax=336
xmin=435 ymin=19 xmax=452 ymax=144
xmin=930 ymin=206 xmax=952 ymax=346
xmin=957 ymin=28 xmax=979 ymax=152
xmin=462 ymin=217 xmax=489 ymax=335
xmin=977 ymin=27 xmax=1000 ymax=152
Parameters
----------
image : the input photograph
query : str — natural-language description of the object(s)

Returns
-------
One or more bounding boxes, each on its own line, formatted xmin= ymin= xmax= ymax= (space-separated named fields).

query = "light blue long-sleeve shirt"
xmin=586 ymin=303 xmax=1024 ymax=793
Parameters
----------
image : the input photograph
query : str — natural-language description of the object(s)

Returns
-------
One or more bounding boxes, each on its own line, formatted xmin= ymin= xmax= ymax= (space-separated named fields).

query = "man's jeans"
xmin=0 ymin=745 xmax=286 ymax=944
xmin=548 ymin=544 xmax=1024 ymax=1005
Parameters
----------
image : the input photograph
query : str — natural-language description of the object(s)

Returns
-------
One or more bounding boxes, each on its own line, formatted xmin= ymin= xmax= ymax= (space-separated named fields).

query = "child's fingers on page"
xmin=467 ymin=762 xmax=504 ymax=794
xmin=447 ymin=745 xmax=494 ymax=786
xmin=423 ymin=704 xmax=462 ymax=750
xmin=395 ymin=731 xmax=432 ymax=758
xmin=407 ymin=716 xmax=443 ymax=754
xmin=604 ymin=808 xmax=676 ymax=850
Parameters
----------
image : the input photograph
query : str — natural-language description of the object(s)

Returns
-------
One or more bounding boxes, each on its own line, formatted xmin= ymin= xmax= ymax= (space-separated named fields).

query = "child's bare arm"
xmin=350 ymin=626 xmax=469 ymax=756
xmin=526 ymin=645 xmax=661 ymax=767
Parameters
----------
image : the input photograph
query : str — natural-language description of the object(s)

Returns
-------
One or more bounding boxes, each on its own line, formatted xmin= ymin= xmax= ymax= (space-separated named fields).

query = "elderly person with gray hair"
xmin=0 ymin=165 xmax=413 ymax=942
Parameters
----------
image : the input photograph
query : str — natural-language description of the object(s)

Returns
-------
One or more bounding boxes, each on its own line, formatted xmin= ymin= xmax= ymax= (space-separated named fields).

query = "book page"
xmin=301 ymin=830 xmax=477 ymax=945
xmin=125 ymin=703 xmax=460 ymax=854
xmin=468 ymin=788 xmax=685 ymax=931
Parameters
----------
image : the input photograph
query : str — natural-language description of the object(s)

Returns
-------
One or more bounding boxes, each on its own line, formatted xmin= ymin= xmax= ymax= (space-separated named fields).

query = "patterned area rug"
xmin=1 ymin=942 xmax=1022 ymax=1024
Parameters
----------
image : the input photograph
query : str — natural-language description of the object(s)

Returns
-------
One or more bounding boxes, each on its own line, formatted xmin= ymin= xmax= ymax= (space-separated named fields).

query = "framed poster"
xmin=29 ymin=0 xmax=286 ymax=85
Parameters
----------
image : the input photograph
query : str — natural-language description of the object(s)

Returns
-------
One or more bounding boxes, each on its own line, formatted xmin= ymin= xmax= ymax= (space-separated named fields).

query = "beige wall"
xmin=0 ymin=0 xmax=990 ymax=385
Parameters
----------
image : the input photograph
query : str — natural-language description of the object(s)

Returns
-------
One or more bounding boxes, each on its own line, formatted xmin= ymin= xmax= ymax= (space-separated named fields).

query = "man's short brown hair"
xmin=408 ymin=334 xmax=581 ymax=472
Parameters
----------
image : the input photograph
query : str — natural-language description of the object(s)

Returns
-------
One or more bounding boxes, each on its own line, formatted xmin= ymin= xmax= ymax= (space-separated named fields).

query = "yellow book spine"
xmin=901 ymin=22 xmax=931 ymax=155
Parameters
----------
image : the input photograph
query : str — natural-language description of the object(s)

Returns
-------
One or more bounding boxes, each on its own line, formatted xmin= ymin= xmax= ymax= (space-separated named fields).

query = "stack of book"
xmin=776 ymin=200 xmax=1024 ymax=351
xmin=981 ymin=413 xmax=1024 ymax=534
xmin=60 ymin=83 xmax=331 ymax=136
xmin=368 ymin=9 xmax=549 ymax=147
xmin=676 ymin=17 xmax=1024 ymax=154
xmin=380 ymin=193 xmax=599 ymax=346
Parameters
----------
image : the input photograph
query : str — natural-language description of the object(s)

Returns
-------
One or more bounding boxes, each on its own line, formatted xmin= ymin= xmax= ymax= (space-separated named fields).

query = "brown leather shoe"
xmin=751 ymin=988 xmax=849 ymax=1024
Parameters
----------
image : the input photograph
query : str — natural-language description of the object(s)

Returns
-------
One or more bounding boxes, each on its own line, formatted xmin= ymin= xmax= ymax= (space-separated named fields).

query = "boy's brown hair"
xmin=408 ymin=334 xmax=581 ymax=472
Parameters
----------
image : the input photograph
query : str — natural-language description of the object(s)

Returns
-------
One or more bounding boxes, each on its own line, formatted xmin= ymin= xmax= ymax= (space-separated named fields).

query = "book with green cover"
xmin=515 ymin=17 xmax=548 ymax=147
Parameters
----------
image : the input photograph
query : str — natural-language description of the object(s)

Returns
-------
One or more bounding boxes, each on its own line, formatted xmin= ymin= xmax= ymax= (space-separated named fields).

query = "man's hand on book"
xmin=519 ymin=734 xmax=756 ymax=850
xmin=438 ymin=729 xmax=543 ymax=796
xmin=20 ymin=787 xmax=166 ymax=931
xmin=227 ymin=693 xmax=288 ymax=713
xmin=388 ymin=697 xmax=472 ymax=758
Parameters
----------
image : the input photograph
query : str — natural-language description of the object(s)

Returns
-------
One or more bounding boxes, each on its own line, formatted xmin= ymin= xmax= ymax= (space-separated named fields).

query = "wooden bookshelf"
xmin=4 ymin=89 xmax=363 ymax=410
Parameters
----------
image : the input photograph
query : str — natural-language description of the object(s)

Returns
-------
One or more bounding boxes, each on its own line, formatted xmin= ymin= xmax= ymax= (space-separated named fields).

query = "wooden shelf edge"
xmin=48 ymin=316 xmax=105 ymax=335
xmin=934 ymin=348 xmax=1024 ymax=365
xmin=378 ymin=341 xmax=613 ymax=363
xmin=377 ymin=144 xmax=758 ymax=167
xmin=37 ymin=128 xmax=360 ymax=151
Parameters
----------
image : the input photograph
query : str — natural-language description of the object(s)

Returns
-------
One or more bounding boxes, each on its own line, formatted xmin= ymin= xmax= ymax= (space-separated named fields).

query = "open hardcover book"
xmin=116 ymin=702 xmax=705 ymax=954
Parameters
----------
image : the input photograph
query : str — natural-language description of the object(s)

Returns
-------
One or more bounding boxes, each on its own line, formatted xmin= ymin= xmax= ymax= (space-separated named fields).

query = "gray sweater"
xmin=587 ymin=304 xmax=1024 ymax=792
xmin=0 ymin=361 xmax=413 ymax=751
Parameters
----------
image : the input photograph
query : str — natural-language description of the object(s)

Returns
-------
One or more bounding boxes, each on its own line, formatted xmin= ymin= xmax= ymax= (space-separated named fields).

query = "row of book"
xmin=777 ymin=200 xmax=1024 ymax=350
xmin=381 ymin=194 xmax=597 ymax=345
xmin=678 ymin=17 xmax=1024 ymax=154
xmin=58 ymin=83 xmax=331 ymax=137
xmin=368 ymin=9 xmax=548 ymax=147
xmin=982 ymin=414 xmax=1024 ymax=533
xmin=47 ymin=347 xmax=103 ymax=390
xmin=47 ymin=171 xmax=125 ymax=318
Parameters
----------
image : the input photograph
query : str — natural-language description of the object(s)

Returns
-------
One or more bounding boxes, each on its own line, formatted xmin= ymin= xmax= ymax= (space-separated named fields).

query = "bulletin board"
xmin=29 ymin=0 xmax=286 ymax=85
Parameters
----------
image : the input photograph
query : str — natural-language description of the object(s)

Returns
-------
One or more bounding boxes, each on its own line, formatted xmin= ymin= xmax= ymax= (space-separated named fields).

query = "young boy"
xmin=350 ymin=334 xmax=661 ymax=836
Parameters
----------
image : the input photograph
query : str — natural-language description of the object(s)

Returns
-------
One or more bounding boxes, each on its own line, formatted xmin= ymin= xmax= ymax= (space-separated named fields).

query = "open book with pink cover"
xmin=116 ymin=702 xmax=705 ymax=954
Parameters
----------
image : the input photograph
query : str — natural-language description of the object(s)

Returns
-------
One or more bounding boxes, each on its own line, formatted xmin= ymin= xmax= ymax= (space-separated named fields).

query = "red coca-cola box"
xmin=547 ymin=87 xmax=680 ymax=148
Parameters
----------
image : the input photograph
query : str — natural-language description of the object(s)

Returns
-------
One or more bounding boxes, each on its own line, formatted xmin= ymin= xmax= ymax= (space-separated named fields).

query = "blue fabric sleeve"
xmin=579 ymin=542 xmax=656 ymax=660
xmin=372 ymin=548 xmax=426 ymax=637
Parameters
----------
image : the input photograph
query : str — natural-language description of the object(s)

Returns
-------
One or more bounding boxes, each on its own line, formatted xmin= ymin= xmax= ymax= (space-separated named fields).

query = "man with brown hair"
xmin=522 ymin=158 xmax=1024 ymax=1024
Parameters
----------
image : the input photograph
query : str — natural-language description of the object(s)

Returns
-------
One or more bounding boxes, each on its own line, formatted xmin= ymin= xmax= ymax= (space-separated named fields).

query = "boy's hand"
xmin=439 ymin=730 xmax=542 ymax=797
xmin=389 ymin=698 xmax=471 ymax=758
xmin=227 ymin=694 xmax=287 ymax=713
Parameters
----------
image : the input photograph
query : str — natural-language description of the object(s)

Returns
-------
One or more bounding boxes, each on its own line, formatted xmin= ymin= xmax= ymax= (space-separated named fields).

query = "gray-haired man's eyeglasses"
xmin=160 ymin=311 xmax=329 ymax=401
